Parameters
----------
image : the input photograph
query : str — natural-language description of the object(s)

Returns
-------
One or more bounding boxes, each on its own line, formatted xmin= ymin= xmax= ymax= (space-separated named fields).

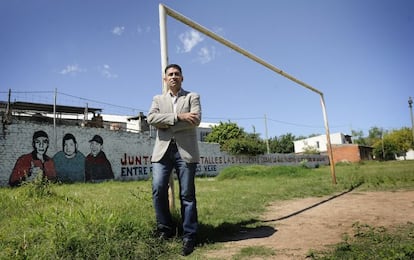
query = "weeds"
xmin=21 ymin=169 xmax=55 ymax=198
xmin=310 ymin=222 xmax=414 ymax=260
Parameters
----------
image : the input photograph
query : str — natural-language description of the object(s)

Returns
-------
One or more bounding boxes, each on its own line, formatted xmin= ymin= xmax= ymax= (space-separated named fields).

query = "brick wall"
xmin=331 ymin=144 xmax=362 ymax=163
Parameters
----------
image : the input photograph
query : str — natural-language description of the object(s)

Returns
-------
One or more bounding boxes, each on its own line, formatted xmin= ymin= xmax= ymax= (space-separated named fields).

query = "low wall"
xmin=0 ymin=120 xmax=329 ymax=186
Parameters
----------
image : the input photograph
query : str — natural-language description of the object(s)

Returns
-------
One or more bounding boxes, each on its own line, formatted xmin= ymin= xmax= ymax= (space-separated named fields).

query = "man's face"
xmin=34 ymin=137 xmax=49 ymax=155
xmin=164 ymin=67 xmax=183 ymax=93
xmin=90 ymin=141 xmax=102 ymax=157
xmin=64 ymin=139 xmax=76 ymax=158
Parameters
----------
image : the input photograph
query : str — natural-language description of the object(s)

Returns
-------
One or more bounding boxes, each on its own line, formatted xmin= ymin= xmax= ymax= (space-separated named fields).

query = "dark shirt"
xmin=85 ymin=151 xmax=114 ymax=182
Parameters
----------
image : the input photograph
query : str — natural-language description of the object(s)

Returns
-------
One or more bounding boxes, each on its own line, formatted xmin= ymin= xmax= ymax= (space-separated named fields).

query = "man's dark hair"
xmin=62 ymin=133 xmax=77 ymax=149
xmin=164 ymin=64 xmax=182 ymax=74
xmin=32 ymin=130 xmax=49 ymax=149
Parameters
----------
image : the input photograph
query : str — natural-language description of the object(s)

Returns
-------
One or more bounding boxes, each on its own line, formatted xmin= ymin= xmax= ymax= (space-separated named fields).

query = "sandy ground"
xmin=204 ymin=190 xmax=414 ymax=259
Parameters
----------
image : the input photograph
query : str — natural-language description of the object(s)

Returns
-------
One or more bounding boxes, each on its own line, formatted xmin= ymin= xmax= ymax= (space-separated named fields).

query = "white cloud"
xmin=178 ymin=29 xmax=204 ymax=53
xmin=213 ymin=26 xmax=225 ymax=36
xmin=137 ymin=25 xmax=151 ymax=34
xmin=112 ymin=26 xmax=125 ymax=36
xmin=198 ymin=46 xmax=216 ymax=64
xmin=59 ymin=64 xmax=85 ymax=75
xmin=100 ymin=64 xmax=118 ymax=79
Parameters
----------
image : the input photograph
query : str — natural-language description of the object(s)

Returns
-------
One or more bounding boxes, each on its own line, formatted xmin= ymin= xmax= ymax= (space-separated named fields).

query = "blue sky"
xmin=1 ymin=0 xmax=413 ymax=139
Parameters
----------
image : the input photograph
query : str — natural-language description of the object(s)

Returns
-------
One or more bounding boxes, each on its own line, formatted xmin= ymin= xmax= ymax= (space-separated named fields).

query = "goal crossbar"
xmin=158 ymin=4 xmax=337 ymax=188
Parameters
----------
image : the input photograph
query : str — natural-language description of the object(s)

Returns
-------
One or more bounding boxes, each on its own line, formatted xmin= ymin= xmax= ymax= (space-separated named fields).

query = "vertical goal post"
xmin=158 ymin=4 xmax=337 ymax=205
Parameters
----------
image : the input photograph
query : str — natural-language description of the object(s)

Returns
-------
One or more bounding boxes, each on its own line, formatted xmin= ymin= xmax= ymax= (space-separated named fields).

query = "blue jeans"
xmin=152 ymin=143 xmax=198 ymax=240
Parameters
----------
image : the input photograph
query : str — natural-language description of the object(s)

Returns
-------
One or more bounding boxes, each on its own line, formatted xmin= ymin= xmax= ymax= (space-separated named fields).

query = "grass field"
xmin=1 ymin=160 xmax=413 ymax=259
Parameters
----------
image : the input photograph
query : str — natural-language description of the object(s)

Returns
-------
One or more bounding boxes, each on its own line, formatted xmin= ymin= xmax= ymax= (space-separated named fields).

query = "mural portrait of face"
xmin=90 ymin=141 xmax=102 ymax=157
xmin=32 ymin=130 xmax=49 ymax=158
xmin=62 ymin=133 xmax=78 ymax=159
xmin=89 ymin=135 xmax=104 ymax=157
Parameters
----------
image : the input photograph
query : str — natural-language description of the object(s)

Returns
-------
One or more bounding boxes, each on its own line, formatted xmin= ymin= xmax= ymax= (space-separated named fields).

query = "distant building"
xmin=395 ymin=149 xmax=414 ymax=160
xmin=294 ymin=133 xmax=352 ymax=154
xmin=294 ymin=133 xmax=373 ymax=163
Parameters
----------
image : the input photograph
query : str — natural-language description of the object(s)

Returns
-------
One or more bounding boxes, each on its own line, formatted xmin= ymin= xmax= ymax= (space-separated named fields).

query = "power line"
xmin=58 ymin=92 xmax=146 ymax=113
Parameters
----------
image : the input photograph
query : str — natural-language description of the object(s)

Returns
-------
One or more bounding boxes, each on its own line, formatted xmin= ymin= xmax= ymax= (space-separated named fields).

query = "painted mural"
xmin=1 ymin=121 xmax=330 ymax=187
xmin=9 ymin=131 xmax=114 ymax=186
xmin=53 ymin=133 xmax=85 ymax=182
xmin=9 ymin=130 xmax=57 ymax=186
xmin=85 ymin=134 xmax=114 ymax=182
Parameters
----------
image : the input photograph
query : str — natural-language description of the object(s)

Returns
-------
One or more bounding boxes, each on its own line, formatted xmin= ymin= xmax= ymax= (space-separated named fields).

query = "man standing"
xmin=147 ymin=64 xmax=201 ymax=256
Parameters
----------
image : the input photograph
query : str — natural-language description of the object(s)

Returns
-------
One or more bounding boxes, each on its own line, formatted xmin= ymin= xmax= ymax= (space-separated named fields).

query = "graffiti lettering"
xmin=121 ymin=166 xmax=152 ymax=176
xmin=120 ymin=154 xmax=151 ymax=165
xmin=203 ymin=165 xmax=217 ymax=171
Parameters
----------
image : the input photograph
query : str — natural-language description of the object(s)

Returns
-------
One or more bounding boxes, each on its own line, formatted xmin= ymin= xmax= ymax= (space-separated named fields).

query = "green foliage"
xmin=223 ymin=138 xmax=266 ymax=155
xmin=310 ymin=222 xmax=414 ymax=259
xmin=206 ymin=121 xmax=266 ymax=155
xmin=22 ymin=168 xmax=55 ymax=198
xmin=351 ymin=129 xmax=367 ymax=145
xmin=268 ymin=133 xmax=296 ymax=153
xmin=217 ymin=165 xmax=311 ymax=180
xmin=372 ymin=127 xmax=414 ymax=160
xmin=368 ymin=126 xmax=384 ymax=145
xmin=205 ymin=121 xmax=245 ymax=146
xmin=372 ymin=137 xmax=398 ymax=160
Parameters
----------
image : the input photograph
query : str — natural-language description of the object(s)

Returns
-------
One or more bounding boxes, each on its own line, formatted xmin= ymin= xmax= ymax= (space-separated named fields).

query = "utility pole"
xmin=409 ymin=97 xmax=414 ymax=144
xmin=264 ymin=114 xmax=270 ymax=154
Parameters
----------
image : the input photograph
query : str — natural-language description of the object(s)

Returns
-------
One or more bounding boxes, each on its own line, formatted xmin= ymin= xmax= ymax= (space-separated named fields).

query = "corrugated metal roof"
xmin=0 ymin=101 xmax=102 ymax=115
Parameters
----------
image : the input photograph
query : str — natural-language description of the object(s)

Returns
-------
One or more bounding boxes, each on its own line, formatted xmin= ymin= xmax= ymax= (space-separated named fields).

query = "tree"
xmin=351 ymin=129 xmax=366 ymax=145
xmin=205 ymin=121 xmax=245 ymax=146
xmin=367 ymin=126 xmax=384 ymax=146
xmin=224 ymin=138 xmax=266 ymax=155
xmin=268 ymin=133 xmax=296 ymax=153
xmin=372 ymin=127 xmax=413 ymax=160
xmin=205 ymin=121 xmax=266 ymax=155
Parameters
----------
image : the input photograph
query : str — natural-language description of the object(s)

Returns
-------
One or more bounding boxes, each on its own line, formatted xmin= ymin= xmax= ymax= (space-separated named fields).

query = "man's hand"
xmin=178 ymin=112 xmax=200 ymax=125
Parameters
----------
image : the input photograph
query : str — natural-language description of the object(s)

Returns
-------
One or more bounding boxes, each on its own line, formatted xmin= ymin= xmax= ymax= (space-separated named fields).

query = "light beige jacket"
xmin=147 ymin=89 xmax=201 ymax=163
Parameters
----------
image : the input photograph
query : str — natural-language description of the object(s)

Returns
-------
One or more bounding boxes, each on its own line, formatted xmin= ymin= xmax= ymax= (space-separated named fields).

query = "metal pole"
xmin=409 ymin=97 xmax=414 ymax=144
xmin=159 ymin=4 xmax=175 ymax=210
xmin=320 ymin=94 xmax=337 ymax=184
xmin=159 ymin=4 xmax=169 ymax=94
xmin=53 ymin=88 xmax=57 ymax=149
xmin=264 ymin=114 xmax=270 ymax=154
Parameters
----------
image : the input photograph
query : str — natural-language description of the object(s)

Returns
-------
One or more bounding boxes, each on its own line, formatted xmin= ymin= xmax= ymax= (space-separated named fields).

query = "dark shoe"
xmin=156 ymin=228 xmax=175 ymax=240
xmin=157 ymin=231 xmax=174 ymax=240
xmin=182 ymin=239 xmax=195 ymax=256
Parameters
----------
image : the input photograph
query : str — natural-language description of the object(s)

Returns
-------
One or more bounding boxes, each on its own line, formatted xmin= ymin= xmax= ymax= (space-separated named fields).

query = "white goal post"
xmin=158 ymin=4 xmax=337 ymax=208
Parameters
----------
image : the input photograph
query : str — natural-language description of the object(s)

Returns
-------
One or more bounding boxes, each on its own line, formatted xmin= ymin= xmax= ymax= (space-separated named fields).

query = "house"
xmin=294 ymin=133 xmax=373 ymax=163
xmin=294 ymin=133 xmax=352 ymax=154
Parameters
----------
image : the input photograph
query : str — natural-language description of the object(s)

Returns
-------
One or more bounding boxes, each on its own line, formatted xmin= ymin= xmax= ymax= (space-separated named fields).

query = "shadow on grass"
xmin=197 ymin=183 xmax=363 ymax=245
xmin=262 ymin=182 xmax=362 ymax=223
xmin=197 ymin=219 xmax=277 ymax=244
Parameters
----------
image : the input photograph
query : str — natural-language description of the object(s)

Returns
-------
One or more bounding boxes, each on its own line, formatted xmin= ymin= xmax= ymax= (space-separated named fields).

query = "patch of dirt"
xmin=205 ymin=190 xmax=414 ymax=259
